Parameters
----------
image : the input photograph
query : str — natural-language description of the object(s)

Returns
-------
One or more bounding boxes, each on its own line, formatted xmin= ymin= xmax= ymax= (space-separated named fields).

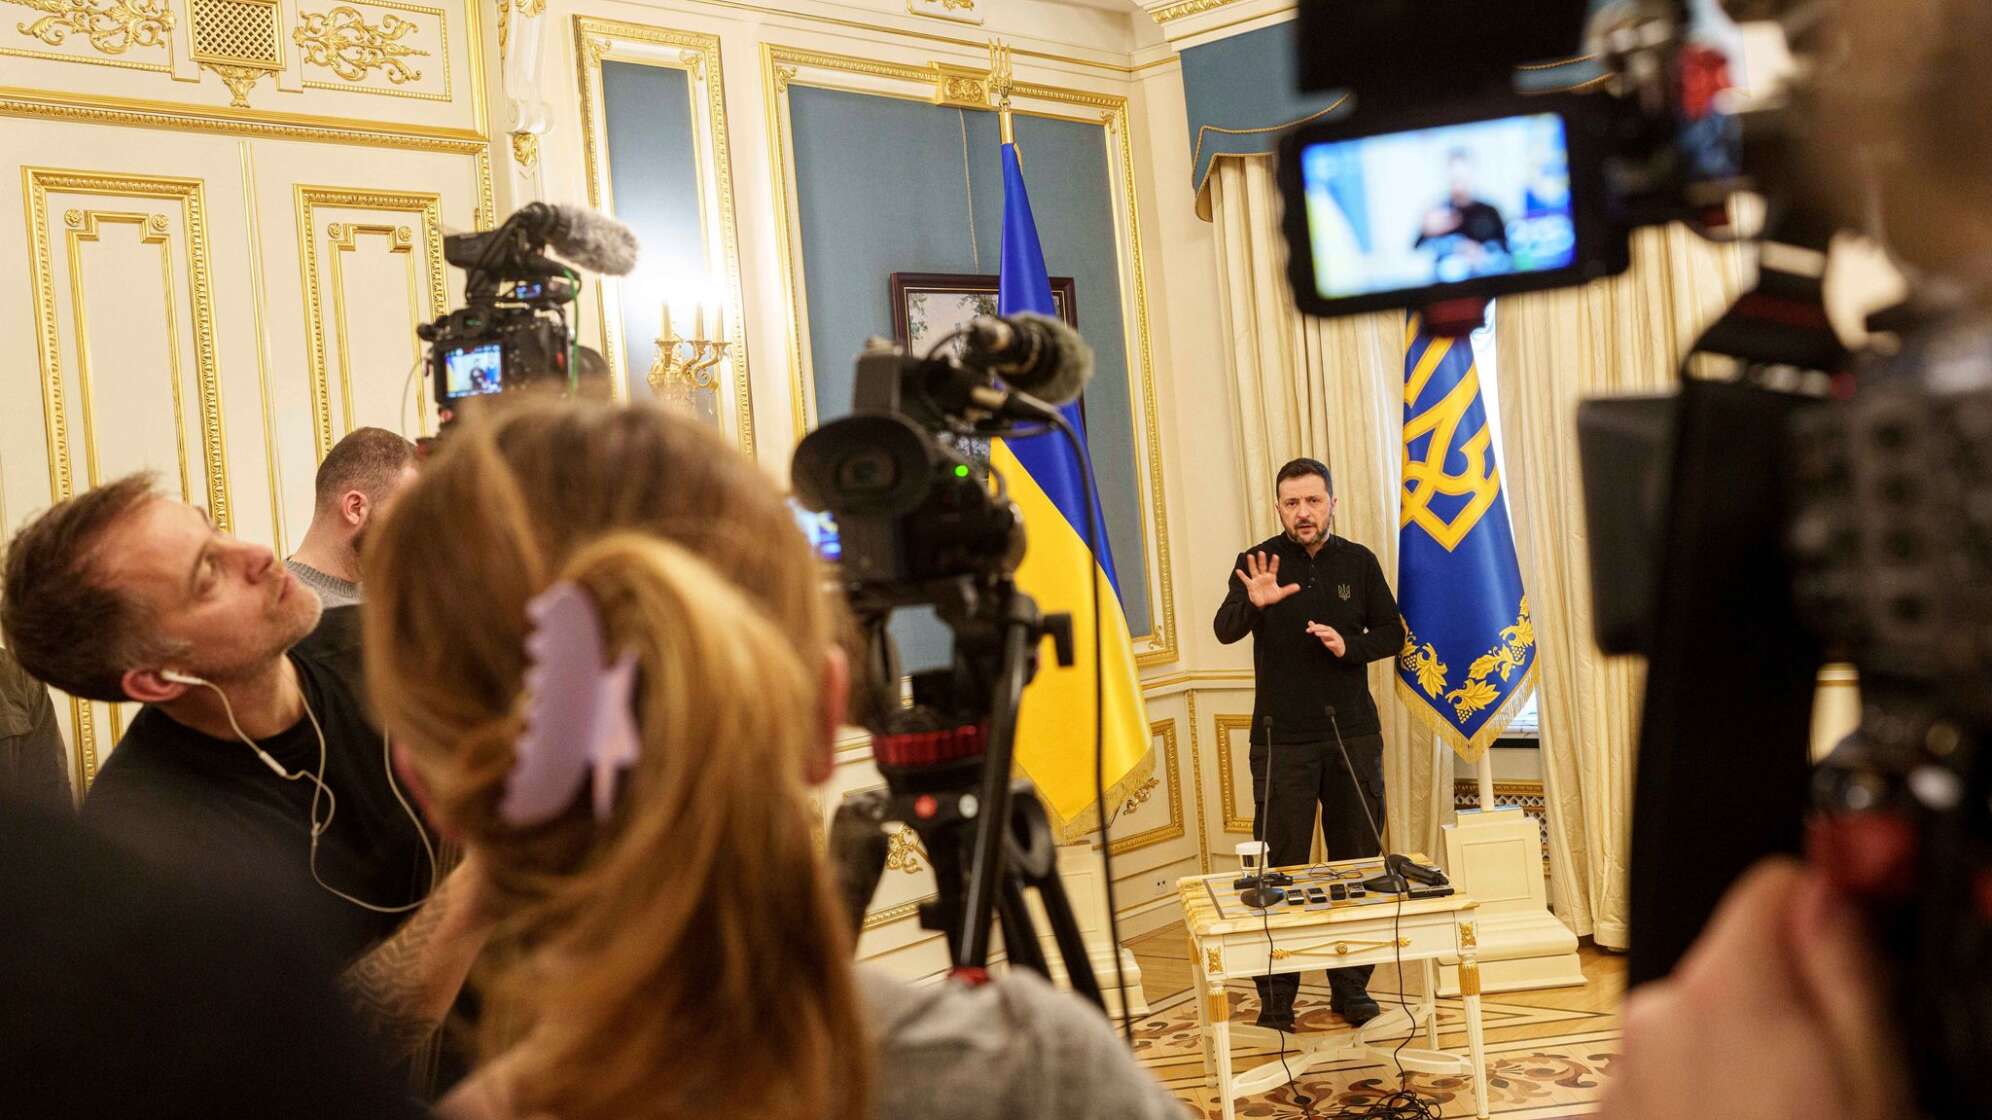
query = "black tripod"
xmin=828 ymin=580 xmax=1105 ymax=1008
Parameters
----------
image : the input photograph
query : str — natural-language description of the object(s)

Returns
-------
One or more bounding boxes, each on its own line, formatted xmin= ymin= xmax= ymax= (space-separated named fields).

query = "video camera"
xmin=1276 ymin=0 xmax=1773 ymax=333
xmin=1279 ymin=3 xmax=1988 ymax=1113
xmin=418 ymin=202 xmax=638 ymax=426
xmin=792 ymin=314 xmax=1112 ymax=1000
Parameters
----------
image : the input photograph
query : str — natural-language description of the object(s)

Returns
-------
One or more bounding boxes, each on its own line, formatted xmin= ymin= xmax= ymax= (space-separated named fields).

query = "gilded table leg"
xmin=1460 ymin=947 xmax=1490 ymax=1119
xmin=1423 ymin=957 xmax=1441 ymax=1049
xmin=1192 ymin=934 xmax=1216 ymax=1087
xmin=1211 ymin=986 xmax=1236 ymax=1120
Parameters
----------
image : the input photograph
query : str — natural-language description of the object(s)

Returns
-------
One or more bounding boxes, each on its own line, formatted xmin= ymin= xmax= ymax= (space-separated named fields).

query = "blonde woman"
xmin=363 ymin=400 xmax=1182 ymax=1120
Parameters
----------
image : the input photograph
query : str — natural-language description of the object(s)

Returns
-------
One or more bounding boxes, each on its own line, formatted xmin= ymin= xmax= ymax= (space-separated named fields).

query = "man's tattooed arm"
xmin=341 ymin=859 xmax=496 ymax=1059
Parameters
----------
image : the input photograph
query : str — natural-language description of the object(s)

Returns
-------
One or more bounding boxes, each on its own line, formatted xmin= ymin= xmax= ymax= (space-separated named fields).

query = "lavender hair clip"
xmin=499 ymin=581 xmax=641 ymax=827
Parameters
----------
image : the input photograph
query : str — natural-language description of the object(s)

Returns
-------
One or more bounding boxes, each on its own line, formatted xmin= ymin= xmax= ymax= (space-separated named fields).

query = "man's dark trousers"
xmin=1249 ymin=732 xmax=1386 ymax=1021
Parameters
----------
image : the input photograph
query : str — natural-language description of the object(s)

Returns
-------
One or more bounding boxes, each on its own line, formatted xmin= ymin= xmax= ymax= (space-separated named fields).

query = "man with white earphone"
xmin=0 ymin=472 xmax=494 ymax=1077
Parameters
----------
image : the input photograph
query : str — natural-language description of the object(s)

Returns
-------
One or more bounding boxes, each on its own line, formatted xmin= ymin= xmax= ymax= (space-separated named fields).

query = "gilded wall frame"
xmin=1213 ymin=712 xmax=1257 ymax=834
xmin=22 ymin=167 xmax=232 ymax=792
xmin=292 ymin=185 xmax=449 ymax=458
xmin=573 ymin=15 xmax=754 ymax=453
xmin=760 ymin=44 xmax=1176 ymax=666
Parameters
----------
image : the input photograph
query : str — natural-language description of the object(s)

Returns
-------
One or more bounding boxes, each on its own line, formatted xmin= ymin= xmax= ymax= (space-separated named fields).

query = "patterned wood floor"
xmin=1126 ymin=922 xmax=1625 ymax=1118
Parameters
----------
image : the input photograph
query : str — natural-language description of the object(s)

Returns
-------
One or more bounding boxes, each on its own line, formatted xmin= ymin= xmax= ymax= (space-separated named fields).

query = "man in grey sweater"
xmin=287 ymin=427 xmax=417 ymax=607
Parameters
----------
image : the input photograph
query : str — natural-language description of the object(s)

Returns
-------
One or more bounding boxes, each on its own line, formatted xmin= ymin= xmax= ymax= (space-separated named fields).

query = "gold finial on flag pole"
xmin=989 ymin=38 xmax=1016 ymax=146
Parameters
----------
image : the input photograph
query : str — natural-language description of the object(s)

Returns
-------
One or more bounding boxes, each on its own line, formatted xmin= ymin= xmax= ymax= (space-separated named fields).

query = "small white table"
xmin=1180 ymin=858 xmax=1490 ymax=1120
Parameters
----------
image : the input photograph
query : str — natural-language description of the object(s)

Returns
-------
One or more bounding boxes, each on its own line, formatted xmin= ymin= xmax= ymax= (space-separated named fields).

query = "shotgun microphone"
xmin=1238 ymin=715 xmax=1287 ymax=909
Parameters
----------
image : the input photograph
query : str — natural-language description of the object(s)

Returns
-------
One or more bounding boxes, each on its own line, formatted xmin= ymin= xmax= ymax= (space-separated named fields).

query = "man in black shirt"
xmin=1415 ymin=149 xmax=1511 ymax=274
xmin=1214 ymin=458 xmax=1405 ymax=1029
xmin=0 ymin=473 xmax=491 ymax=1069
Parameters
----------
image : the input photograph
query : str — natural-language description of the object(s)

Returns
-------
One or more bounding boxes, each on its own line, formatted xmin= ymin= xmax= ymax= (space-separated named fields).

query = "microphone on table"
xmin=1325 ymin=704 xmax=1449 ymax=895
xmin=1237 ymin=715 xmax=1288 ymax=909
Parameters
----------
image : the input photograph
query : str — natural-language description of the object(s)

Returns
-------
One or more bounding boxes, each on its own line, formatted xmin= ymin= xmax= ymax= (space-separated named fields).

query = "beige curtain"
xmin=1494 ymin=224 xmax=1749 ymax=947
xmin=1209 ymin=154 xmax=1451 ymax=859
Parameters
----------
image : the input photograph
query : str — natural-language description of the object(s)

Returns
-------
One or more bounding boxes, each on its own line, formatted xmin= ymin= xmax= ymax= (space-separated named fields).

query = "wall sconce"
xmin=647 ymin=299 xmax=730 ymax=423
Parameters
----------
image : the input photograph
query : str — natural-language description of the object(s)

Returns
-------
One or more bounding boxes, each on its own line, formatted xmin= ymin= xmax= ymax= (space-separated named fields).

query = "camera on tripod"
xmin=417 ymin=202 xmax=638 ymax=427
xmin=793 ymin=315 xmax=1110 ymax=1002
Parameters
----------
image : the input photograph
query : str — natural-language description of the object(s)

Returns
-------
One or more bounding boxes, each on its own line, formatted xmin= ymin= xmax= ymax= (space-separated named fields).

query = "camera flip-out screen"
xmin=442 ymin=342 xmax=506 ymax=401
xmin=1280 ymin=95 xmax=1625 ymax=317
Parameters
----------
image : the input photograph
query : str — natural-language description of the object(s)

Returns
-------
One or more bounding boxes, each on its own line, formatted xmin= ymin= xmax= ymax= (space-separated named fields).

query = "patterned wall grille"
xmin=1453 ymin=780 xmax=1553 ymax=876
xmin=190 ymin=0 xmax=283 ymax=67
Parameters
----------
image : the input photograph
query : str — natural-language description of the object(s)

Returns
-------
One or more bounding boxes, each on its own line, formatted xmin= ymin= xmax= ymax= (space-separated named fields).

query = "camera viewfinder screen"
xmin=789 ymin=499 xmax=841 ymax=563
xmin=443 ymin=342 xmax=505 ymax=399
xmin=1299 ymin=112 xmax=1576 ymax=300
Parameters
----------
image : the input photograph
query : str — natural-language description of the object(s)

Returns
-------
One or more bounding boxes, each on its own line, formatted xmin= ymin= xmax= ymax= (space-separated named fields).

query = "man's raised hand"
xmin=1235 ymin=551 xmax=1301 ymax=610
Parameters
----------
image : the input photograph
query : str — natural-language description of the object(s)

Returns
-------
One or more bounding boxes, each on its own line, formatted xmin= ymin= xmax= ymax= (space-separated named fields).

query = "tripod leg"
xmin=996 ymin=873 xmax=1050 ymax=979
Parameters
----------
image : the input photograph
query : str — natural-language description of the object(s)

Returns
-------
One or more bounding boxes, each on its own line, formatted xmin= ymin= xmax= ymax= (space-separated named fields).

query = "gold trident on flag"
xmin=1400 ymin=328 xmax=1502 ymax=552
xmin=989 ymin=39 xmax=1017 ymax=145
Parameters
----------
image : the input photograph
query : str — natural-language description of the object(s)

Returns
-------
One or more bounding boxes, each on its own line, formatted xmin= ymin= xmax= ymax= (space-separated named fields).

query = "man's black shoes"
xmin=1334 ymin=993 xmax=1382 ymax=1026
xmin=1253 ymin=1010 xmax=1298 ymax=1032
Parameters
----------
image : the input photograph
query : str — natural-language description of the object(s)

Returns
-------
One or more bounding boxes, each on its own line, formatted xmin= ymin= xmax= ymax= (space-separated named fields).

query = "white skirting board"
xmin=1436 ymin=807 xmax=1585 ymax=996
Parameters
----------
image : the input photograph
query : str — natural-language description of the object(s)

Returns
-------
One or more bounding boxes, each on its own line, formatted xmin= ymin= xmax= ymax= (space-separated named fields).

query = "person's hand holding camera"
xmin=1602 ymin=857 xmax=1912 ymax=1120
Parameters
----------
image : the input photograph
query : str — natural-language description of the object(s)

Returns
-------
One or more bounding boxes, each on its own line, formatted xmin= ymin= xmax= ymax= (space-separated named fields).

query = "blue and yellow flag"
xmin=988 ymin=140 xmax=1152 ymax=825
xmin=1394 ymin=317 xmax=1536 ymax=763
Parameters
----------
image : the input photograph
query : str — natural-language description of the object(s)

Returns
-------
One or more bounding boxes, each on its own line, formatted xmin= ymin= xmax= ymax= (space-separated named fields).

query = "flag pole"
xmin=989 ymin=39 xmax=1016 ymax=149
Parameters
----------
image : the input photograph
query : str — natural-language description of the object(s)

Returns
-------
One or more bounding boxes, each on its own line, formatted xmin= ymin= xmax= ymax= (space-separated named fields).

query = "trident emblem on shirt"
xmin=1400 ymin=336 xmax=1501 ymax=553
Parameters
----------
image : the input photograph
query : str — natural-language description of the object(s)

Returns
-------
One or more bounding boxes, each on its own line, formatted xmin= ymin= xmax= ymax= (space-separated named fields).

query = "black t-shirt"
xmin=1416 ymin=200 xmax=1510 ymax=253
xmin=80 ymin=607 xmax=428 ymax=963
xmin=1213 ymin=534 xmax=1405 ymax=743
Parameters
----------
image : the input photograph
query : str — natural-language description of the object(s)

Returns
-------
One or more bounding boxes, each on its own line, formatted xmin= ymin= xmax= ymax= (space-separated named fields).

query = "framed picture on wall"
xmin=888 ymin=273 xmax=1086 ymax=463
xmin=889 ymin=271 xmax=1078 ymax=359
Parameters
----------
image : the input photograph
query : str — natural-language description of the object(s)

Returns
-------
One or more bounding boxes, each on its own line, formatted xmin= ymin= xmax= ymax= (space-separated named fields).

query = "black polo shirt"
xmin=1213 ymin=533 xmax=1405 ymax=743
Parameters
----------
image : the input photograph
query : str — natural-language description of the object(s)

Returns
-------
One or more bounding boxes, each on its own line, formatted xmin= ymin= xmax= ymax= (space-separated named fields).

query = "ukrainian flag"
xmin=1394 ymin=316 xmax=1536 ymax=763
xmin=988 ymin=139 xmax=1153 ymax=826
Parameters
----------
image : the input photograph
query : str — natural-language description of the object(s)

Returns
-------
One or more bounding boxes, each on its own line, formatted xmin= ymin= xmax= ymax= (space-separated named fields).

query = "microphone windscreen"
xmin=1008 ymin=312 xmax=1093 ymax=406
xmin=545 ymin=204 xmax=640 ymax=276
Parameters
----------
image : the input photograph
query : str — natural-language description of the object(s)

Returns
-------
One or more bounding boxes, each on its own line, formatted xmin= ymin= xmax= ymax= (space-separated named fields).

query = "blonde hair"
xmin=362 ymin=401 xmax=866 ymax=1120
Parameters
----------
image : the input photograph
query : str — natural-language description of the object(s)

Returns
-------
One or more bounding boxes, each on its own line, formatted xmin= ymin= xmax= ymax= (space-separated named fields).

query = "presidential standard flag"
xmin=987 ymin=138 xmax=1153 ymax=825
xmin=1394 ymin=316 xmax=1536 ymax=763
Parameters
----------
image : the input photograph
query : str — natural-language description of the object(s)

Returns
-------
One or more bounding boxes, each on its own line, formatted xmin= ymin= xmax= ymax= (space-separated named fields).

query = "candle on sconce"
xmin=692 ymin=302 xmax=705 ymax=342
xmin=660 ymin=300 xmax=673 ymax=340
xmin=715 ymin=300 xmax=726 ymax=338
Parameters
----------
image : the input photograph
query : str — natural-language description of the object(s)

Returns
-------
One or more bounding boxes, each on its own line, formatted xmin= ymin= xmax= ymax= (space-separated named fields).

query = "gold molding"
xmin=508 ymin=129 xmax=538 ymax=169
xmin=64 ymin=210 xmax=188 ymax=496
xmin=862 ymin=898 xmax=924 ymax=931
xmin=0 ymin=85 xmax=488 ymax=151
xmin=1153 ymin=0 xmax=1252 ymax=21
xmin=1186 ymin=691 xmax=1210 ymax=872
xmin=1213 ymin=713 xmax=1255 ymax=833
xmin=293 ymin=186 xmax=446 ymax=458
xmin=24 ymin=168 xmax=230 ymax=791
xmin=760 ymin=43 xmax=1176 ymax=665
xmin=326 ymin=221 xmax=421 ymax=437
xmin=884 ymin=826 xmax=929 ymax=874
xmin=1106 ymin=718 xmax=1185 ymax=856
xmin=238 ymin=141 xmax=290 ymax=557
xmin=573 ymin=15 xmax=754 ymax=452
xmin=5 ymin=0 xmax=172 ymax=54
xmin=297 ymin=0 xmax=451 ymax=103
